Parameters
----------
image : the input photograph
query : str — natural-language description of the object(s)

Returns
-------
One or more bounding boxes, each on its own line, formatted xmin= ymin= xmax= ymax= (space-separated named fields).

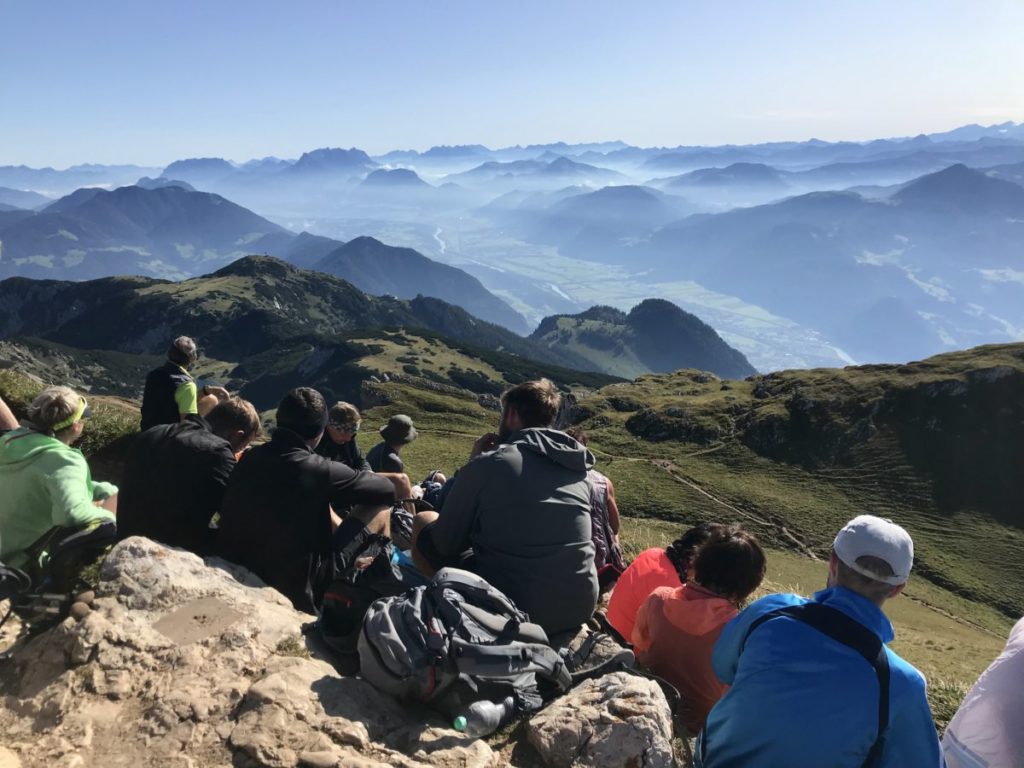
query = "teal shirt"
xmin=0 ymin=427 xmax=116 ymax=570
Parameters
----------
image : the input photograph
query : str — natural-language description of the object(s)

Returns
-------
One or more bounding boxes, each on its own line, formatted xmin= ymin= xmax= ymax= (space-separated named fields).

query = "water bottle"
xmin=452 ymin=695 xmax=515 ymax=737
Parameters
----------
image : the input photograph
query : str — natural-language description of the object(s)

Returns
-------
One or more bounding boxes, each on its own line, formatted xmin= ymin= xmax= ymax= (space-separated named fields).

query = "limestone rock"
xmin=527 ymin=672 xmax=674 ymax=767
xmin=0 ymin=537 xmax=493 ymax=768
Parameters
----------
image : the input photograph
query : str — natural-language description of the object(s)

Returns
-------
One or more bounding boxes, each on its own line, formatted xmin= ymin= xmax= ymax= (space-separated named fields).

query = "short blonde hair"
xmin=329 ymin=401 xmax=361 ymax=426
xmin=27 ymin=386 xmax=83 ymax=433
xmin=207 ymin=397 xmax=261 ymax=441
xmin=834 ymin=553 xmax=897 ymax=602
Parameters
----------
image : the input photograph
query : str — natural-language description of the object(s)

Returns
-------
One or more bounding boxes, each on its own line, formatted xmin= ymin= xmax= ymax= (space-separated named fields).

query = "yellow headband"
xmin=52 ymin=397 xmax=87 ymax=432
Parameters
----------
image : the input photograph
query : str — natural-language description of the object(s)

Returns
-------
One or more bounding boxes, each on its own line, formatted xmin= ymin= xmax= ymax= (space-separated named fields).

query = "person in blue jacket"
xmin=696 ymin=515 xmax=944 ymax=768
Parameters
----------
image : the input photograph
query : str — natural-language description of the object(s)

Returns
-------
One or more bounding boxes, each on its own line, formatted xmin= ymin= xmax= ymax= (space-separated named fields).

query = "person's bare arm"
xmin=0 ymin=394 xmax=18 ymax=431
xmin=377 ymin=472 xmax=413 ymax=500
xmin=606 ymin=476 xmax=621 ymax=535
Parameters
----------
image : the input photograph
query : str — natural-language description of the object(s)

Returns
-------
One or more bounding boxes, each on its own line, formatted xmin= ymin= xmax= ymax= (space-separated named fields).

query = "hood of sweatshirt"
xmin=0 ymin=427 xmax=69 ymax=467
xmin=662 ymin=583 xmax=740 ymax=636
xmin=511 ymin=428 xmax=595 ymax=472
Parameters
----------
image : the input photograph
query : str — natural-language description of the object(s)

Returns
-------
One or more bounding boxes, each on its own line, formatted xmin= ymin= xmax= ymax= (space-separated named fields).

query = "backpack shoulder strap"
xmin=741 ymin=602 xmax=890 ymax=768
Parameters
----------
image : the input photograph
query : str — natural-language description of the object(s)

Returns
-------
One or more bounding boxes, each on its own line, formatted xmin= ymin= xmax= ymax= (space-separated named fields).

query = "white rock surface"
xmin=527 ymin=672 xmax=675 ymax=767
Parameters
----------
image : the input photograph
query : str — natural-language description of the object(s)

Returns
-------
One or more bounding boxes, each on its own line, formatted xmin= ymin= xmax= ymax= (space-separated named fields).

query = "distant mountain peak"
xmin=894 ymin=163 xmax=1024 ymax=214
xmin=290 ymin=147 xmax=377 ymax=173
xmin=360 ymin=168 xmax=429 ymax=187
xmin=161 ymin=157 xmax=234 ymax=179
xmin=673 ymin=162 xmax=788 ymax=187
xmin=136 ymin=176 xmax=196 ymax=192
xmin=212 ymin=254 xmax=296 ymax=279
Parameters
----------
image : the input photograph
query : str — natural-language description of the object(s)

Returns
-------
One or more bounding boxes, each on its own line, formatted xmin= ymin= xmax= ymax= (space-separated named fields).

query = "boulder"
xmin=527 ymin=672 xmax=675 ymax=767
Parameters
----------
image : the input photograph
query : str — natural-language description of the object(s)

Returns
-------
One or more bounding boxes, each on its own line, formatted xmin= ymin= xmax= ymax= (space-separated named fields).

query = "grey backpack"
xmin=357 ymin=567 xmax=572 ymax=719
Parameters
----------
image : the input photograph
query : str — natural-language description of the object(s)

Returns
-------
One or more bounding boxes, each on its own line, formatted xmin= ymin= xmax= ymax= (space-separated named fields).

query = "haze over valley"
xmin=3 ymin=122 xmax=1024 ymax=372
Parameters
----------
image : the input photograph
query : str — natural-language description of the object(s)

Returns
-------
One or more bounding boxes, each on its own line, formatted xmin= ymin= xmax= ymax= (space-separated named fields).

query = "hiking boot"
xmin=562 ymin=628 xmax=635 ymax=682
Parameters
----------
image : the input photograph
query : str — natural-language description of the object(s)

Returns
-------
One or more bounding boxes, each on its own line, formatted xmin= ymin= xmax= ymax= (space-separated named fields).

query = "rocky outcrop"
xmin=0 ymin=538 xmax=498 ymax=768
xmin=0 ymin=538 xmax=677 ymax=768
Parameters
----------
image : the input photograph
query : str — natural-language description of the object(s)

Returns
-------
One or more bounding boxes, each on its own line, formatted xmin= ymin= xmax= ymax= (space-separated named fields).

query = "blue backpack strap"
xmin=737 ymin=603 xmax=890 ymax=768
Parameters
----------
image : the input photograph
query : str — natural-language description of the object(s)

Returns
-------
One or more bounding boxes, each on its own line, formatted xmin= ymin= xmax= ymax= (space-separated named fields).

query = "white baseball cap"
xmin=833 ymin=515 xmax=914 ymax=586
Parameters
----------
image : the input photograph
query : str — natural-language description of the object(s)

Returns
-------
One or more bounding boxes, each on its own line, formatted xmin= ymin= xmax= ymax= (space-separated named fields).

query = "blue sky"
xmin=2 ymin=0 xmax=1022 ymax=167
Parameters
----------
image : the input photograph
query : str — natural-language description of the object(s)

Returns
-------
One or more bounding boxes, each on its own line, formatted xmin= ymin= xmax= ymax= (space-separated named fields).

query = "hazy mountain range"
xmin=2 ymin=120 xmax=1024 ymax=371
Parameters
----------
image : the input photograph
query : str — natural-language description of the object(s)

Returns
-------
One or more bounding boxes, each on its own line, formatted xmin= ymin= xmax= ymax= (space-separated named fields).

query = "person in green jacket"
xmin=0 ymin=386 xmax=117 ymax=583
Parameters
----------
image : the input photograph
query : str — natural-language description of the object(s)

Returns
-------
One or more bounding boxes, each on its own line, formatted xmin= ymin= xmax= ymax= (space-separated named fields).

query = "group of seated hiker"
xmin=4 ymin=333 xmax=1013 ymax=766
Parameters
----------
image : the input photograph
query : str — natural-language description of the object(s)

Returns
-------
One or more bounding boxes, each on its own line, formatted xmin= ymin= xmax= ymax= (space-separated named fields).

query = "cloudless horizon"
xmin=2 ymin=0 xmax=1023 ymax=167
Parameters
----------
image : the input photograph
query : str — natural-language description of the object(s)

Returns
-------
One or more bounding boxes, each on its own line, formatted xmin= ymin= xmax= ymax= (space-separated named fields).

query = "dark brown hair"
xmin=693 ymin=524 xmax=766 ymax=603
xmin=664 ymin=521 xmax=726 ymax=583
xmin=501 ymin=378 xmax=561 ymax=429
xmin=276 ymin=387 xmax=327 ymax=439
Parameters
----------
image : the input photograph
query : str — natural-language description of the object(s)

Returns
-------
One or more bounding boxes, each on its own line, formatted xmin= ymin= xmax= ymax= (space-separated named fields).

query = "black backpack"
xmin=313 ymin=530 xmax=413 ymax=663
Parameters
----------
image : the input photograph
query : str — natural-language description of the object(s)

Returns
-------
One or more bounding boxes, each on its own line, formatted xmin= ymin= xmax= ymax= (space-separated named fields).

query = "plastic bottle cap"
xmin=453 ymin=716 xmax=467 ymax=732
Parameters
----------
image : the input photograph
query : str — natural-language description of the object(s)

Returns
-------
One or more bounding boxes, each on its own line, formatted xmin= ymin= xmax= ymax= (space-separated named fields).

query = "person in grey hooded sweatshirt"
xmin=412 ymin=378 xmax=598 ymax=642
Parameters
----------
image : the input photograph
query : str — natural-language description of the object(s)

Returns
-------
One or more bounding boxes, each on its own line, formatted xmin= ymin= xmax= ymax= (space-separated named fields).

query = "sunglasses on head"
xmin=330 ymin=422 xmax=360 ymax=433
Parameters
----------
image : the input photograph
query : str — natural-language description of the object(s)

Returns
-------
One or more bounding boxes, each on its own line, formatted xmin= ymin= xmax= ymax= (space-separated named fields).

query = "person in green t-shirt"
xmin=0 ymin=386 xmax=118 ymax=584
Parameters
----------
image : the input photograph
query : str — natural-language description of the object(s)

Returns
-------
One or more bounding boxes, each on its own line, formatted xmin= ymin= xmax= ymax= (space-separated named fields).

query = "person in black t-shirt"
xmin=366 ymin=414 xmax=417 ymax=473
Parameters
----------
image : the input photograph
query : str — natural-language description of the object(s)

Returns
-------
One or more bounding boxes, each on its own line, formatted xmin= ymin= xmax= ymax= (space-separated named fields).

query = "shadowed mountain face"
xmin=531 ymin=299 xmax=756 ymax=379
xmin=0 ymin=255 xmax=591 ymax=370
xmin=0 ymin=185 xmax=292 ymax=280
xmin=0 ymin=184 xmax=533 ymax=334
xmin=314 ymin=236 xmax=528 ymax=332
